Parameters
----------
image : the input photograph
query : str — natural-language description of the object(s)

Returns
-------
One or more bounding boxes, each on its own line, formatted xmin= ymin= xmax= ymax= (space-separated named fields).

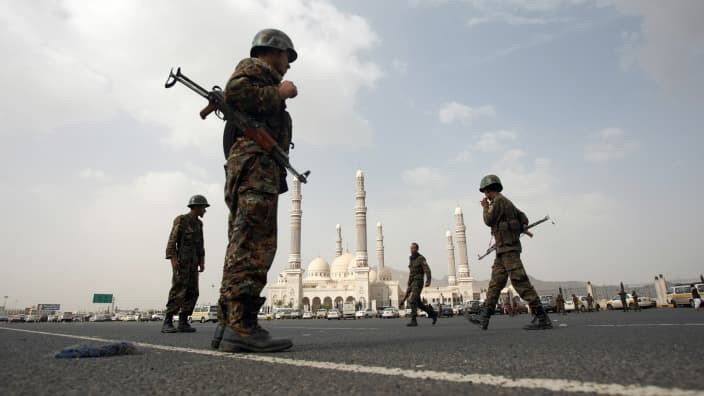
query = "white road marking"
xmin=276 ymin=326 xmax=379 ymax=330
xmin=588 ymin=323 xmax=704 ymax=328
xmin=1 ymin=326 xmax=702 ymax=396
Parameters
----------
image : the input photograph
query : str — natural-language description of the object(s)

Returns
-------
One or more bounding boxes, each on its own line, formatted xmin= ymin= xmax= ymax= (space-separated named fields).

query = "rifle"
xmin=477 ymin=215 xmax=553 ymax=260
xmin=164 ymin=67 xmax=310 ymax=184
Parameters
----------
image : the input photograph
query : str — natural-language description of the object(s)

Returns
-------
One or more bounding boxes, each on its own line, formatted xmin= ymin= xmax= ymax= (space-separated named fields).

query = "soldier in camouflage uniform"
xmin=400 ymin=243 xmax=438 ymax=327
xmin=162 ymin=195 xmax=208 ymax=333
xmin=213 ymin=29 xmax=297 ymax=353
xmin=469 ymin=175 xmax=552 ymax=330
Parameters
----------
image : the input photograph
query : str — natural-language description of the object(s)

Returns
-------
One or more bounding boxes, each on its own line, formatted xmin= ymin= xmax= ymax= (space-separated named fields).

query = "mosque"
xmin=266 ymin=170 xmax=476 ymax=312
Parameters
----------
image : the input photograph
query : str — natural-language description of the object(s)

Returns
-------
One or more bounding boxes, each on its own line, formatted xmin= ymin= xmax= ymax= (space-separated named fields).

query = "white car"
xmin=151 ymin=313 xmax=165 ymax=321
xmin=606 ymin=295 xmax=634 ymax=310
xmin=302 ymin=311 xmax=313 ymax=319
xmin=25 ymin=314 xmax=41 ymax=322
xmin=316 ymin=309 xmax=327 ymax=319
xmin=563 ymin=300 xmax=575 ymax=312
xmin=326 ymin=310 xmax=341 ymax=320
xmin=381 ymin=308 xmax=399 ymax=319
xmin=355 ymin=310 xmax=366 ymax=319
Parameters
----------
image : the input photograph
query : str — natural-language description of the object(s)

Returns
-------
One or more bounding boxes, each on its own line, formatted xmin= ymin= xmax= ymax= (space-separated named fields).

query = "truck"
xmin=342 ymin=302 xmax=356 ymax=320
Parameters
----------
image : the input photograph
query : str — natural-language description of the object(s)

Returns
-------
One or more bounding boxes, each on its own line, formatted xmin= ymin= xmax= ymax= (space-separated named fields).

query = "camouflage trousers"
xmin=165 ymin=260 xmax=199 ymax=315
xmin=219 ymin=150 xmax=279 ymax=328
xmin=408 ymin=281 xmax=432 ymax=318
xmin=484 ymin=251 xmax=540 ymax=311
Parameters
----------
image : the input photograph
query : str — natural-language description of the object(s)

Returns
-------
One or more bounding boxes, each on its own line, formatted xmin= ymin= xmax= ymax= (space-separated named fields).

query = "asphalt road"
xmin=1 ymin=309 xmax=703 ymax=396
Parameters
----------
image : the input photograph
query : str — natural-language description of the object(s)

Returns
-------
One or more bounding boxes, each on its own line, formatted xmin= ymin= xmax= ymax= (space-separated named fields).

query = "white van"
xmin=342 ymin=302 xmax=356 ymax=319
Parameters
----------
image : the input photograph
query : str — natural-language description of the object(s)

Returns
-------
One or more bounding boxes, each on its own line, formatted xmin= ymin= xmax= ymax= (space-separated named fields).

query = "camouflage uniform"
xmin=631 ymin=291 xmax=641 ymax=311
xmin=164 ymin=214 xmax=203 ymax=316
xmin=482 ymin=194 xmax=541 ymax=312
xmin=586 ymin=294 xmax=594 ymax=312
xmin=619 ymin=291 xmax=628 ymax=312
xmin=406 ymin=254 xmax=435 ymax=321
xmin=218 ymin=57 xmax=291 ymax=335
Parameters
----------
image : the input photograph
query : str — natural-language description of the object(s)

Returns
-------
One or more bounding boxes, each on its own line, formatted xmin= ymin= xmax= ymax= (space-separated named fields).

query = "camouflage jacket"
xmin=408 ymin=253 xmax=431 ymax=285
xmin=483 ymin=193 xmax=528 ymax=254
xmin=165 ymin=214 xmax=204 ymax=261
xmin=224 ymin=57 xmax=292 ymax=194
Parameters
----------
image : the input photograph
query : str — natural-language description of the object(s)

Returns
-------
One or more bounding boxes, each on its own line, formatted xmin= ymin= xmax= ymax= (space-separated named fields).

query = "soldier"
xmin=162 ymin=195 xmax=208 ymax=333
xmin=618 ymin=289 xmax=629 ymax=312
xmin=399 ymin=243 xmax=438 ymax=327
xmin=586 ymin=293 xmax=594 ymax=312
xmin=631 ymin=290 xmax=641 ymax=312
xmin=556 ymin=293 xmax=565 ymax=315
xmin=469 ymin=175 xmax=552 ymax=330
xmin=572 ymin=294 xmax=580 ymax=314
xmin=691 ymin=284 xmax=702 ymax=311
xmin=214 ymin=29 xmax=298 ymax=353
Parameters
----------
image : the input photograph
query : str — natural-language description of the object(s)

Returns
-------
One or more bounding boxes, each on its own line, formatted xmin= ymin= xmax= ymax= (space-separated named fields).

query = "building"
xmin=267 ymin=171 xmax=475 ymax=312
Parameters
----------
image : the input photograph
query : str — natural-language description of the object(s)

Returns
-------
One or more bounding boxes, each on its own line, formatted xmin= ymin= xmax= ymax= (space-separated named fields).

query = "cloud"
xmin=471 ymin=130 xmax=517 ymax=152
xmin=78 ymin=168 xmax=111 ymax=183
xmin=584 ymin=127 xmax=638 ymax=163
xmin=438 ymin=102 xmax=496 ymax=125
xmin=401 ymin=166 xmax=449 ymax=190
xmin=391 ymin=59 xmax=408 ymax=76
xmin=0 ymin=1 xmax=382 ymax=151
xmin=467 ymin=12 xmax=572 ymax=28
xmin=614 ymin=0 xmax=704 ymax=97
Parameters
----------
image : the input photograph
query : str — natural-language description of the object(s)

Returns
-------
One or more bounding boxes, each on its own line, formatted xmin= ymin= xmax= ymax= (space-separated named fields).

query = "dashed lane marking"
xmin=1 ymin=326 xmax=702 ymax=396
xmin=587 ymin=323 xmax=704 ymax=327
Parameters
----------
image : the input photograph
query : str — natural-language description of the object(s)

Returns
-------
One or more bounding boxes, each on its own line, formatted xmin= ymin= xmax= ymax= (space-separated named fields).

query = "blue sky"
xmin=1 ymin=0 xmax=702 ymax=311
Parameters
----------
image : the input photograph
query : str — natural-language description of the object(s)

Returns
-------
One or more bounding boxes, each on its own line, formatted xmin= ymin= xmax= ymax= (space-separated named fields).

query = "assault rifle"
xmin=477 ymin=215 xmax=554 ymax=260
xmin=164 ymin=67 xmax=310 ymax=184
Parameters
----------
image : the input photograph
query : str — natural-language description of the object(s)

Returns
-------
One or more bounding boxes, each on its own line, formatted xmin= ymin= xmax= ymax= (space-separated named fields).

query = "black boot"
xmin=406 ymin=317 xmax=418 ymax=327
xmin=427 ymin=306 xmax=438 ymax=325
xmin=211 ymin=300 xmax=227 ymax=349
xmin=218 ymin=299 xmax=293 ymax=353
xmin=161 ymin=313 xmax=177 ymax=333
xmin=524 ymin=306 xmax=552 ymax=330
xmin=468 ymin=305 xmax=493 ymax=330
xmin=177 ymin=313 xmax=196 ymax=333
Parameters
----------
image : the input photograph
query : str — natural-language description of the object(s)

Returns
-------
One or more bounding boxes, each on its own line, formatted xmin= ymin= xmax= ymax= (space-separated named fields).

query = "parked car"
xmin=290 ymin=310 xmax=301 ymax=319
xmin=606 ymin=295 xmax=634 ymax=310
xmin=452 ymin=305 xmax=464 ymax=316
xmin=25 ymin=314 xmax=41 ymax=322
xmin=326 ymin=309 xmax=341 ymax=320
xmin=47 ymin=313 xmax=59 ymax=322
xmin=9 ymin=314 xmax=25 ymax=323
xmin=302 ymin=311 xmax=313 ymax=319
xmin=0 ymin=313 xmax=8 ymax=322
xmin=316 ymin=309 xmax=327 ymax=319
xmin=668 ymin=285 xmax=693 ymax=308
xmin=465 ymin=300 xmax=482 ymax=315
xmin=90 ymin=314 xmax=112 ymax=322
xmin=151 ymin=313 xmax=165 ymax=321
xmin=355 ymin=310 xmax=366 ymax=319
xmin=636 ymin=296 xmax=657 ymax=309
xmin=57 ymin=312 xmax=74 ymax=322
xmin=540 ymin=295 xmax=557 ymax=313
xmin=364 ymin=309 xmax=377 ymax=318
xmin=563 ymin=299 xmax=576 ymax=312
xmin=440 ymin=307 xmax=454 ymax=317
xmin=381 ymin=307 xmax=399 ymax=319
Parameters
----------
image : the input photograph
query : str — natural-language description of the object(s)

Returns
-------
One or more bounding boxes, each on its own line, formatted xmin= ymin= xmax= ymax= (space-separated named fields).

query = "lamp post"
xmin=2 ymin=296 xmax=7 ymax=311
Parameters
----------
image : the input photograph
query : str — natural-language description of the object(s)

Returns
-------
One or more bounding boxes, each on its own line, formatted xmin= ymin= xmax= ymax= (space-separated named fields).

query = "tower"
xmin=455 ymin=205 xmax=474 ymax=300
xmin=288 ymin=177 xmax=302 ymax=270
xmin=376 ymin=222 xmax=385 ymax=282
xmin=335 ymin=224 xmax=343 ymax=257
xmin=355 ymin=170 xmax=369 ymax=268
xmin=446 ymin=230 xmax=457 ymax=286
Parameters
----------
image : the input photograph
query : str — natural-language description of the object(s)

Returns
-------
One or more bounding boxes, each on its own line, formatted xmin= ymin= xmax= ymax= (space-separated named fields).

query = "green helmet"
xmin=479 ymin=174 xmax=503 ymax=192
xmin=188 ymin=195 xmax=210 ymax=208
xmin=250 ymin=28 xmax=297 ymax=63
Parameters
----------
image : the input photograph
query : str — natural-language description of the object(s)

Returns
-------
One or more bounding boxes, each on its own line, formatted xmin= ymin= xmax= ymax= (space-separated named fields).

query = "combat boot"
xmin=468 ymin=305 xmax=493 ymax=330
xmin=428 ymin=306 xmax=438 ymax=325
xmin=218 ymin=300 xmax=293 ymax=353
xmin=524 ymin=306 xmax=552 ymax=330
xmin=161 ymin=313 xmax=177 ymax=333
xmin=406 ymin=317 xmax=418 ymax=327
xmin=211 ymin=301 xmax=227 ymax=350
xmin=177 ymin=313 xmax=196 ymax=333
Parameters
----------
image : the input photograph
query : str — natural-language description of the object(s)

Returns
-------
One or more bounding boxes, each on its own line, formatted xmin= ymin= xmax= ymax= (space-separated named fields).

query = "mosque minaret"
xmin=446 ymin=230 xmax=457 ymax=287
xmin=376 ymin=222 xmax=385 ymax=282
xmin=355 ymin=170 xmax=369 ymax=268
xmin=335 ymin=224 xmax=343 ymax=258
xmin=288 ymin=177 xmax=302 ymax=270
xmin=455 ymin=206 xmax=470 ymax=279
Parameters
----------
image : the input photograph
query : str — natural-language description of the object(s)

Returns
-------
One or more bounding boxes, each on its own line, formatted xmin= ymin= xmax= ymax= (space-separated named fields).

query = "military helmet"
xmin=250 ymin=28 xmax=297 ymax=63
xmin=479 ymin=174 xmax=503 ymax=192
xmin=187 ymin=195 xmax=210 ymax=208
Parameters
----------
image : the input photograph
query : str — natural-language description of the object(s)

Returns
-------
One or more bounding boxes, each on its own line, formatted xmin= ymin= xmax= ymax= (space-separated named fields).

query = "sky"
xmin=1 ymin=0 xmax=703 ymax=312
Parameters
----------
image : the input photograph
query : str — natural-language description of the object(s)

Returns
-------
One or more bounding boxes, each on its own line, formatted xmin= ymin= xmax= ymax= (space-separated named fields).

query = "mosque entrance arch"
xmin=334 ymin=297 xmax=344 ymax=310
xmin=302 ymin=297 xmax=310 ymax=312
xmin=357 ymin=297 xmax=366 ymax=310
xmin=312 ymin=297 xmax=321 ymax=311
xmin=323 ymin=297 xmax=333 ymax=309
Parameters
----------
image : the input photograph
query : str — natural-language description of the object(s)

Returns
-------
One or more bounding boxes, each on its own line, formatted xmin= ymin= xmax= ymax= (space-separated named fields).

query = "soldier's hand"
xmin=425 ymin=281 xmax=431 ymax=288
xmin=170 ymin=258 xmax=179 ymax=271
xmin=198 ymin=261 xmax=205 ymax=273
xmin=481 ymin=197 xmax=489 ymax=208
xmin=279 ymin=81 xmax=298 ymax=99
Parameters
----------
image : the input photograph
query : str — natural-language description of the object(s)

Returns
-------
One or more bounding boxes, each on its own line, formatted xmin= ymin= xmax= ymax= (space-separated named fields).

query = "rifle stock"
xmin=477 ymin=215 xmax=552 ymax=260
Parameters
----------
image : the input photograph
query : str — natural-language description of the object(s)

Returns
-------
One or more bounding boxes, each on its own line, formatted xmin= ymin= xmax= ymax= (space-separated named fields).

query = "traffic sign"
xmin=38 ymin=304 xmax=60 ymax=311
xmin=92 ymin=294 xmax=113 ymax=304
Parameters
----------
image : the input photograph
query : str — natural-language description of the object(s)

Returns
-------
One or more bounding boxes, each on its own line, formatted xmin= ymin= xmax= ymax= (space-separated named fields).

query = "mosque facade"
xmin=266 ymin=170 xmax=476 ymax=312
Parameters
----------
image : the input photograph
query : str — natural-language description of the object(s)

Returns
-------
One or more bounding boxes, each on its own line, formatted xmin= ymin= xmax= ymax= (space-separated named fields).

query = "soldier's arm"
xmin=421 ymin=258 xmax=432 ymax=286
xmin=225 ymin=74 xmax=280 ymax=117
xmin=165 ymin=216 xmax=182 ymax=260
xmin=483 ymin=199 xmax=503 ymax=227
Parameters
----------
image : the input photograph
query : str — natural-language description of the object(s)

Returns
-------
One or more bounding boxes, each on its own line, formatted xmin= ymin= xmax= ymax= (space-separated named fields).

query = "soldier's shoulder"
xmin=233 ymin=57 xmax=279 ymax=82
xmin=173 ymin=214 xmax=187 ymax=223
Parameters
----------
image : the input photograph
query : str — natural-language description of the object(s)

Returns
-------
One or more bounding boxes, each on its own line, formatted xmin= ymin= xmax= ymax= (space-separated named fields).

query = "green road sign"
xmin=92 ymin=294 xmax=113 ymax=304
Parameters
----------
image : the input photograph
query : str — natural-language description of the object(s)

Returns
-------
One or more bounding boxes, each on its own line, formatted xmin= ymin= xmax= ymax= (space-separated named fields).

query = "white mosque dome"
xmin=347 ymin=257 xmax=358 ymax=272
xmin=331 ymin=252 xmax=355 ymax=277
xmin=369 ymin=269 xmax=377 ymax=281
xmin=378 ymin=268 xmax=393 ymax=281
xmin=306 ymin=257 xmax=330 ymax=278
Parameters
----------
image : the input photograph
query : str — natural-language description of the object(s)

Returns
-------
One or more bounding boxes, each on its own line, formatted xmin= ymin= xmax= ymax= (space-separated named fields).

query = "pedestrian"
xmin=690 ymin=284 xmax=701 ymax=310
xmin=214 ymin=29 xmax=299 ymax=353
xmin=631 ymin=290 xmax=641 ymax=312
xmin=468 ymin=175 xmax=552 ymax=330
xmin=556 ymin=293 xmax=565 ymax=315
xmin=618 ymin=289 xmax=629 ymax=312
xmin=586 ymin=293 xmax=594 ymax=312
xmin=399 ymin=243 xmax=438 ymax=327
xmin=162 ymin=195 xmax=208 ymax=333
xmin=572 ymin=294 xmax=580 ymax=314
